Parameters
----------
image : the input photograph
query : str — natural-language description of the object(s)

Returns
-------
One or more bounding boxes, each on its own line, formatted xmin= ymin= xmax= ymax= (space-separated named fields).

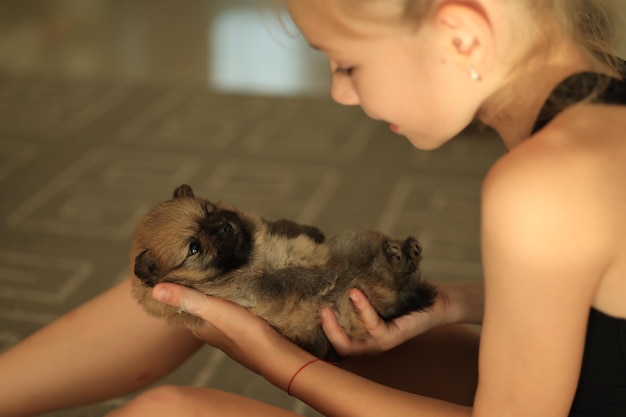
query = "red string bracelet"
xmin=287 ymin=358 xmax=322 ymax=396
xmin=287 ymin=359 xmax=340 ymax=396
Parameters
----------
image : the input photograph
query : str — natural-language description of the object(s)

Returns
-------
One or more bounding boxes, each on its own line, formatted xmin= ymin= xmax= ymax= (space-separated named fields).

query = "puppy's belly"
xmin=250 ymin=296 xmax=319 ymax=329
xmin=250 ymin=296 xmax=328 ymax=354
xmin=259 ymin=235 xmax=331 ymax=270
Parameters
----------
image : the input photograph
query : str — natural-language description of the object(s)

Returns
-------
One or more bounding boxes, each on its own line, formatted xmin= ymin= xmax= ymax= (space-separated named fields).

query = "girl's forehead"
xmin=285 ymin=0 xmax=350 ymax=32
xmin=286 ymin=0 xmax=404 ymax=23
xmin=285 ymin=0 xmax=407 ymax=48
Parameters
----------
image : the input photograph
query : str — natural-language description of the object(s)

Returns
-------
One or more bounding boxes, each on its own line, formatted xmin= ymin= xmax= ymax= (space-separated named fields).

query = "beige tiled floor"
xmin=0 ymin=1 xmax=505 ymax=416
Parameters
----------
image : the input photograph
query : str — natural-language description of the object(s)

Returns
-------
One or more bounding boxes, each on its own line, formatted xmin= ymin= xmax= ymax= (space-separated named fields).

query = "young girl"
xmin=1 ymin=0 xmax=625 ymax=416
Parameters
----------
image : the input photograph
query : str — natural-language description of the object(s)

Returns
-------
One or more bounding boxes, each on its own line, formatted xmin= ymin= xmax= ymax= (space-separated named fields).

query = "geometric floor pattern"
xmin=0 ymin=72 xmax=505 ymax=416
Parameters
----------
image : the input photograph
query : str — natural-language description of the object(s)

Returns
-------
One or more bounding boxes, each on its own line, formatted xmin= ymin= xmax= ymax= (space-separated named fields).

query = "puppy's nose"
xmin=138 ymin=275 xmax=156 ymax=287
xmin=134 ymin=265 xmax=157 ymax=287
xmin=133 ymin=251 xmax=161 ymax=287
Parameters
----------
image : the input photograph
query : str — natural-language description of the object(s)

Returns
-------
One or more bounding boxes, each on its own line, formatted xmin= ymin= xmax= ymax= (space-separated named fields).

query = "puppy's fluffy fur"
xmin=131 ymin=184 xmax=436 ymax=359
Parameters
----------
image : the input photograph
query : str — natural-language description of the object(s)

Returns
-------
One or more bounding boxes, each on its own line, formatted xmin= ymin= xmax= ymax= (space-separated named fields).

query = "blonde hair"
xmin=554 ymin=0 xmax=623 ymax=71
xmin=336 ymin=0 xmax=623 ymax=73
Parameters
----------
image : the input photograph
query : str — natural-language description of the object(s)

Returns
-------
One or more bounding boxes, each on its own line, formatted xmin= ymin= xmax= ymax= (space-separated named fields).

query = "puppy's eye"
xmin=188 ymin=241 xmax=201 ymax=256
xmin=218 ymin=222 xmax=233 ymax=234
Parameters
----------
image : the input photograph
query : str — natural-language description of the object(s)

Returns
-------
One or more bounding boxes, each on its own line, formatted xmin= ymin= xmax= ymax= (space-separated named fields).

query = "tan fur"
xmin=130 ymin=185 xmax=436 ymax=359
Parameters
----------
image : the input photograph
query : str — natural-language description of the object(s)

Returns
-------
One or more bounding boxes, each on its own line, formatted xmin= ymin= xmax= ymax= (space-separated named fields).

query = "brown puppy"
xmin=131 ymin=184 xmax=436 ymax=359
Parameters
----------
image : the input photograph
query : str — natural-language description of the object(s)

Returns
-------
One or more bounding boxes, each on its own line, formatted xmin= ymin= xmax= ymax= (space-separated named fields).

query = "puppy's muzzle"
xmin=134 ymin=249 xmax=161 ymax=287
xmin=137 ymin=275 xmax=156 ymax=287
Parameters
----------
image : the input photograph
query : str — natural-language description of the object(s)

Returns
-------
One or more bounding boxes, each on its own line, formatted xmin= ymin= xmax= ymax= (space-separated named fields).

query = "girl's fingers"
xmin=348 ymin=289 xmax=384 ymax=333
xmin=320 ymin=307 xmax=353 ymax=351
xmin=152 ymin=283 xmax=209 ymax=317
xmin=151 ymin=283 xmax=247 ymax=328
xmin=321 ymin=292 xmax=397 ymax=356
xmin=152 ymin=283 xmax=274 ymax=330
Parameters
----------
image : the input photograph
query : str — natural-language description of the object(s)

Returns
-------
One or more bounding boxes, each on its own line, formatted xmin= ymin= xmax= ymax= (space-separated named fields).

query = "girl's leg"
xmin=0 ymin=278 xmax=203 ymax=417
xmin=109 ymin=324 xmax=479 ymax=416
xmin=340 ymin=324 xmax=480 ymax=406
xmin=107 ymin=385 xmax=301 ymax=417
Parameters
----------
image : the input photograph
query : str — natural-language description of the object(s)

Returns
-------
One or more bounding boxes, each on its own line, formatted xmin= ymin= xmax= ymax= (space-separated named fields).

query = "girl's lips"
xmin=389 ymin=123 xmax=399 ymax=133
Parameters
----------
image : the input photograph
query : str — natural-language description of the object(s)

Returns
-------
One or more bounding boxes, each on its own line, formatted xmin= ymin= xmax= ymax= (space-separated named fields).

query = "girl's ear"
xmin=431 ymin=1 xmax=496 ymax=77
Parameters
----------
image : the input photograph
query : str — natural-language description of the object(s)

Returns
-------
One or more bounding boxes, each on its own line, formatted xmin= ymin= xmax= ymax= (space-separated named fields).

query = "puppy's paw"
xmin=402 ymin=237 xmax=422 ymax=270
xmin=383 ymin=240 xmax=403 ymax=267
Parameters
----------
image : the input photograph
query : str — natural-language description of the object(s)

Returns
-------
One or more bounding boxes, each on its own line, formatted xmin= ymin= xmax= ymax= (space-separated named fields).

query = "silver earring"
xmin=469 ymin=67 xmax=482 ymax=82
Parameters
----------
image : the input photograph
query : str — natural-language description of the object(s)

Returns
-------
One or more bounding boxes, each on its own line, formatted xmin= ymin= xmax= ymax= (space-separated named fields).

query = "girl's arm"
xmin=153 ymin=284 xmax=474 ymax=417
xmin=474 ymin=131 xmax=610 ymax=416
xmin=0 ymin=278 xmax=203 ymax=417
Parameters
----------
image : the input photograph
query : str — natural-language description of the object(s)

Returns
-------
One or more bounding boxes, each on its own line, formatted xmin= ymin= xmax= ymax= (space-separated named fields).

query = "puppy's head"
xmin=130 ymin=185 xmax=257 ymax=320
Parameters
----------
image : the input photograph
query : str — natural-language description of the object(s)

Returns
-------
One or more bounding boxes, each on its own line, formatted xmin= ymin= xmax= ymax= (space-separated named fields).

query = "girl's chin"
xmin=404 ymin=133 xmax=448 ymax=151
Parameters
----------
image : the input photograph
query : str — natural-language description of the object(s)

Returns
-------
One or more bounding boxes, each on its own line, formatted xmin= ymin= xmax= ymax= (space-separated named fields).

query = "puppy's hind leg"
xmin=382 ymin=237 xmax=422 ymax=274
xmin=377 ymin=237 xmax=436 ymax=319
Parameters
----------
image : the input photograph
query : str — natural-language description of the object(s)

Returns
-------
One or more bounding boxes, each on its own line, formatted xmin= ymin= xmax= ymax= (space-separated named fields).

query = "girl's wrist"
xmin=254 ymin=325 xmax=315 ymax=391
xmin=434 ymin=281 xmax=484 ymax=326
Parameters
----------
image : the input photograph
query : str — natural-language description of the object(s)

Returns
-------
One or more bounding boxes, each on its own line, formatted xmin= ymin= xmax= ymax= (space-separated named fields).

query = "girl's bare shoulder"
xmin=482 ymin=102 xmax=625 ymax=264
xmin=485 ymin=102 xmax=625 ymax=208
xmin=481 ymin=102 xmax=624 ymax=296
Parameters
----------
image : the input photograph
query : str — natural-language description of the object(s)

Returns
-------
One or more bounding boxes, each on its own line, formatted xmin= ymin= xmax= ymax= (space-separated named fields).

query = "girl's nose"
xmin=330 ymin=74 xmax=360 ymax=106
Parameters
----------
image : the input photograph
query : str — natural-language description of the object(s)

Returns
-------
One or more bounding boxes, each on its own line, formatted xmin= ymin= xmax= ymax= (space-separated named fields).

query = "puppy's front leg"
xmin=266 ymin=219 xmax=325 ymax=243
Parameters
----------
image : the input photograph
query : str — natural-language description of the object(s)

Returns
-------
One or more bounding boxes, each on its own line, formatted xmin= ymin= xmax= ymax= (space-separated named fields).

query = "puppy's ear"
xmin=134 ymin=249 xmax=161 ymax=283
xmin=173 ymin=184 xmax=195 ymax=198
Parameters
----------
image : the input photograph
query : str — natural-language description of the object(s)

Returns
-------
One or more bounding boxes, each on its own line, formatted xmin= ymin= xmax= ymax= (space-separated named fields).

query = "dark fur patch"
xmin=133 ymin=250 xmax=160 ymax=286
xmin=197 ymin=209 xmax=253 ymax=272
xmin=267 ymin=219 xmax=325 ymax=243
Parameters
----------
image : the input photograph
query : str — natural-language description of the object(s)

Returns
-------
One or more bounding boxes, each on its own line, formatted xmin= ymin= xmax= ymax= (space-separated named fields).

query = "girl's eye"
xmin=334 ymin=66 xmax=354 ymax=76
xmin=188 ymin=241 xmax=201 ymax=256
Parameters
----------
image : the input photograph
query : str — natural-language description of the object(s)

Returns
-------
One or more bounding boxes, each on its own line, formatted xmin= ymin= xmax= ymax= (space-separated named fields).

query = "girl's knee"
xmin=107 ymin=385 xmax=195 ymax=416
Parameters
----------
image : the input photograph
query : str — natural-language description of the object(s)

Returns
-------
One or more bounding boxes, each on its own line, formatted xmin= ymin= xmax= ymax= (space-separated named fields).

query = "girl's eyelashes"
xmin=334 ymin=66 xmax=355 ymax=76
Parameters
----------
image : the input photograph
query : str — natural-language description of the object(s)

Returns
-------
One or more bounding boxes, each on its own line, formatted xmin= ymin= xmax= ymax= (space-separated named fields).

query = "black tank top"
xmin=531 ymin=68 xmax=626 ymax=417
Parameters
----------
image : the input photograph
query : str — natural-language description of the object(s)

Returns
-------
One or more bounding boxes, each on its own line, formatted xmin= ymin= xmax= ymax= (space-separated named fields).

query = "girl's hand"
xmin=151 ymin=283 xmax=286 ymax=374
xmin=321 ymin=289 xmax=448 ymax=356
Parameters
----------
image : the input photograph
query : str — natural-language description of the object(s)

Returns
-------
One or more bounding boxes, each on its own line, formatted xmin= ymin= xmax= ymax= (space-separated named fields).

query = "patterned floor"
xmin=0 ymin=71 xmax=505 ymax=416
